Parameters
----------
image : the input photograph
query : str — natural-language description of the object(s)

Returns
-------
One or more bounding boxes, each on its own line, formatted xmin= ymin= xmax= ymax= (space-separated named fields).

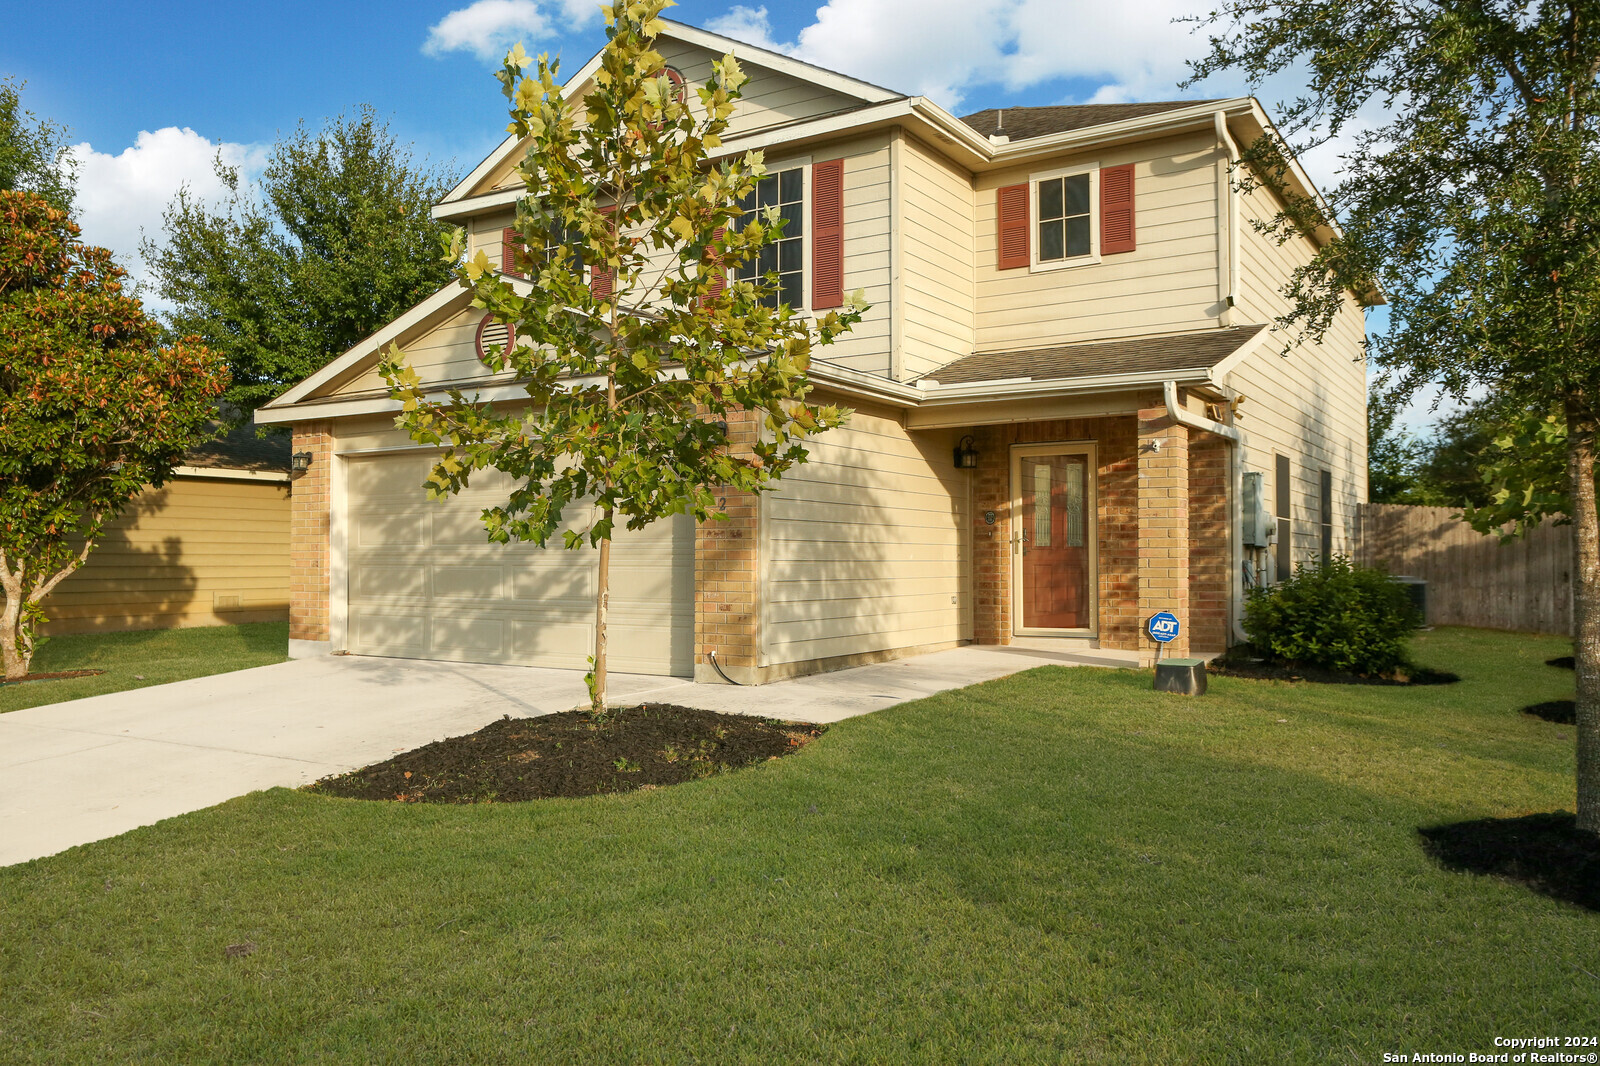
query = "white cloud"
xmin=704 ymin=5 xmax=785 ymax=51
xmin=66 ymin=128 xmax=268 ymax=309
xmin=423 ymin=0 xmax=599 ymax=63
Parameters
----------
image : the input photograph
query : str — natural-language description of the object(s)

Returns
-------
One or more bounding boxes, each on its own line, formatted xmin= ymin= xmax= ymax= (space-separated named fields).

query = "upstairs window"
xmin=736 ymin=167 xmax=804 ymax=309
xmin=1037 ymin=172 xmax=1091 ymax=262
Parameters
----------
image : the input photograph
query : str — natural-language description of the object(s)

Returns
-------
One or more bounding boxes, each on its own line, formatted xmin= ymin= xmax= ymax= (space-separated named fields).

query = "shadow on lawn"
xmin=1419 ymin=812 xmax=1600 ymax=912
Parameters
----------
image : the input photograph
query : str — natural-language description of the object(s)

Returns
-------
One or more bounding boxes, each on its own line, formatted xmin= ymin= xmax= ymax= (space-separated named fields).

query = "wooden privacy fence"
xmin=1356 ymin=503 xmax=1573 ymax=635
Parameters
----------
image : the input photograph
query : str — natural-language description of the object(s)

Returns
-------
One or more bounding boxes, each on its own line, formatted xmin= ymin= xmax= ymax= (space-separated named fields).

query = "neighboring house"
xmin=41 ymin=424 xmax=291 ymax=635
xmin=255 ymin=19 xmax=1372 ymax=680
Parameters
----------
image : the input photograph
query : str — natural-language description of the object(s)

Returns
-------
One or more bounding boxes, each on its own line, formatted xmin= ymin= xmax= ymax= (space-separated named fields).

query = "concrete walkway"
xmin=0 ymin=642 xmax=1134 ymax=866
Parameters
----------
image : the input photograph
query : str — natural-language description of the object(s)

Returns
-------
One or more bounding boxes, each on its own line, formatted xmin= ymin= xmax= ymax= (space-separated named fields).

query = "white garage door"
xmin=344 ymin=451 xmax=694 ymax=676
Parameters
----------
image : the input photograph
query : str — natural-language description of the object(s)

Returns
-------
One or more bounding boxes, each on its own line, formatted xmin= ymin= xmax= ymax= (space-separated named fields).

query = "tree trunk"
xmin=1566 ymin=400 xmax=1600 ymax=834
xmin=0 ymin=576 xmax=28 ymax=681
xmin=591 ymin=511 xmax=613 ymax=716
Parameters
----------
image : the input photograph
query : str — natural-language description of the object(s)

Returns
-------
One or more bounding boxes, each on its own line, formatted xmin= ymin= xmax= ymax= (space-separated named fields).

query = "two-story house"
xmin=256 ymin=19 xmax=1371 ymax=682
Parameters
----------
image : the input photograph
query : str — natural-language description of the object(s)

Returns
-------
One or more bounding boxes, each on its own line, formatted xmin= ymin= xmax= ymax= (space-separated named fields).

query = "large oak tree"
xmin=1189 ymin=0 xmax=1600 ymax=832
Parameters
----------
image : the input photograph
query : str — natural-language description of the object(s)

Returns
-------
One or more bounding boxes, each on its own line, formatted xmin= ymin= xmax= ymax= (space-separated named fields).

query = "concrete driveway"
xmin=1 ymin=642 xmax=1134 ymax=867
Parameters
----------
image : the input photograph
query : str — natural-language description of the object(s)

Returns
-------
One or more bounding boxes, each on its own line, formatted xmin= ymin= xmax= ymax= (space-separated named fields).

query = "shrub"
xmin=1242 ymin=555 xmax=1420 ymax=676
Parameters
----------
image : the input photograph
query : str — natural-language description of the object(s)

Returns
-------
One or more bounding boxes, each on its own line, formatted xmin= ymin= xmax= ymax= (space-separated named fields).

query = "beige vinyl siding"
xmin=973 ymin=132 xmax=1222 ymax=351
xmin=469 ymin=208 xmax=514 ymax=262
xmin=1226 ymin=178 xmax=1368 ymax=573
xmin=760 ymin=398 xmax=971 ymax=668
xmin=814 ymin=133 xmax=893 ymax=375
xmin=41 ymin=477 xmax=290 ymax=635
xmin=343 ymin=450 xmax=693 ymax=675
xmin=900 ymin=134 xmax=976 ymax=380
xmin=333 ymin=305 xmax=501 ymax=397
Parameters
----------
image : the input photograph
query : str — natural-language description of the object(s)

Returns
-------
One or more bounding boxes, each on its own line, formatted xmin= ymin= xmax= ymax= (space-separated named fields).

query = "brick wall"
xmin=970 ymin=415 xmax=1140 ymax=650
xmin=1189 ymin=432 xmax=1230 ymax=654
xmin=1136 ymin=404 xmax=1189 ymax=663
xmin=694 ymin=408 xmax=760 ymax=682
xmin=289 ymin=422 xmax=332 ymax=644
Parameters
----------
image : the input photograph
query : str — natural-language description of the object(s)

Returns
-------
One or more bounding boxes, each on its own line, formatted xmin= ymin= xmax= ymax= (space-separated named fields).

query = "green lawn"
xmin=0 ymin=628 xmax=1589 ymax=1063
xmin=0 ymin=622 xmax=289 ymax=713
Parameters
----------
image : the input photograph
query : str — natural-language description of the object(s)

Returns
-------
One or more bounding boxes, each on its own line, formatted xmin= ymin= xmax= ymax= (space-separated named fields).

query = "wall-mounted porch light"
xmin=953 ymin=435 xmax=979 ymax=470
xmin=291 ymin=451 xmax=313 ymax=473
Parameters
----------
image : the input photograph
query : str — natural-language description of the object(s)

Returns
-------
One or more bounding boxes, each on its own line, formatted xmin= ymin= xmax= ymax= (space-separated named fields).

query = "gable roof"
xmin=960 ymin=102 xmax=1226 ymax=141
xmin=439 ymin=18 xmax=903 ymax=206
xmin=919 ymin=325 xmax=1268 ymax=387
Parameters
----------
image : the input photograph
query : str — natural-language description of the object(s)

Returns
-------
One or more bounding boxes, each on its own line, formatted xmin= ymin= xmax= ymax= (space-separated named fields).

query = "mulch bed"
xmin=0 ymin=669 xmax=104 ymax=687
xmin=1521 ymin=700 xmax=1577 ymax=724
xmin=1206 ymin=650 xmax=1458 ymax=686
xmin=1547 ymin=655 xmax=1575 ymax=669
xmin=306 ymin=703 xmax=825 ymax=803
xmin=1419 ymin=812 xmax=1600 ymax=912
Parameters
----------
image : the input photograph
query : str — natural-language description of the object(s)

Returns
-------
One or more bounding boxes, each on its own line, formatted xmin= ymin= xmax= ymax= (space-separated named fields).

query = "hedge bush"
xmin=1242 ymin=555 xmax=1421 ymax=676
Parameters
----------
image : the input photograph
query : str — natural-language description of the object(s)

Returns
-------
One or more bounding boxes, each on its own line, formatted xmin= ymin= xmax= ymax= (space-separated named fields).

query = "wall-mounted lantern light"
xmin=291 ymin=451 xmax=313 ymax=473
xmin=953 ymin=435 xmax=979 ymax=470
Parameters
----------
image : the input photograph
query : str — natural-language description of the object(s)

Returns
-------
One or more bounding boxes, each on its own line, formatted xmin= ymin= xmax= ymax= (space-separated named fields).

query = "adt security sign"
xmin=1147 ymin=611 xmax=1180 ymax=643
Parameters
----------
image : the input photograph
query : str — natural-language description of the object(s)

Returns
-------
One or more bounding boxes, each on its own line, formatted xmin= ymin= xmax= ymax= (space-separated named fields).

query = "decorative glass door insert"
xmin=1016 ymin=450 xmax=1093 ymax=631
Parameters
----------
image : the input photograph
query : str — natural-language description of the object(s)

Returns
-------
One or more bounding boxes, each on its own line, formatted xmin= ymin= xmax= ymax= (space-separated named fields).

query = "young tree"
xmin=381 ymin=0 xmax=864 ymax=713
xmin=0 ymin=191 xmax=227 ymax=679
xmin=0 ymin=77 xmax=75 ymax=212
xmin=1189 ymin=0 xmax=1600 ymax=833
xmin=144 ymin=107 xmax=456 ymax=422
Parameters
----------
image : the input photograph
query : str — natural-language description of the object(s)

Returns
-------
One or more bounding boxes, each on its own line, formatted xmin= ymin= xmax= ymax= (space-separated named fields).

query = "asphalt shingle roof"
xmin=920 ymin=325 xmax=1267 ymax=386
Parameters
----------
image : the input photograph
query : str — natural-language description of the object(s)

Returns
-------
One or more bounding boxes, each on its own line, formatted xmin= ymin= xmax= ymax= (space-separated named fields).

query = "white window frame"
xmin=1030 ymin=161 xmax=1101 ymax=272
xmin=736 ymin=155 xmax=811 ymax=315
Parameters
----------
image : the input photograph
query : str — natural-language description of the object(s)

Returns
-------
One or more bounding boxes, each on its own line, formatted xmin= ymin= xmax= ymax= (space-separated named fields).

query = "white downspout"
xmin=1214 ymin=111 xmax=1241 ymax=320
xmin=1164 ymin=380 xmax=1248 ymax=646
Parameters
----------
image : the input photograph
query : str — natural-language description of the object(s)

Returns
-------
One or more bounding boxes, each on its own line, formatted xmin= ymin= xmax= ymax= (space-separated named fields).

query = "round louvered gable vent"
xmin=475 ymin=314 xmax=513 ymax=365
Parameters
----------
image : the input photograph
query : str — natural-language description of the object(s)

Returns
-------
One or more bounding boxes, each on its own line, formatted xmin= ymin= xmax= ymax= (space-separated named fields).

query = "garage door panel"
xmin=345 ymin=454 xmax=692 ymax=676
xmin=350 ymin=610 xmax=428 ymax=656
xmin=432 ymin=565 xmax=506 ymax=600
xmin=352 ymin=564 xmax=426 ymax=599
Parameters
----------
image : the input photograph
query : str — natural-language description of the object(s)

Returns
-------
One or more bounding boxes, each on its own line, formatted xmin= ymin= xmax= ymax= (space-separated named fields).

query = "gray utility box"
xmin=1391 ymin=576 xmax=1428 ymax=625
xmin=1154 ymin=658 xmax=1207 ymax=695
xmin=1240 ymin=471 xmax=1275 ymax=548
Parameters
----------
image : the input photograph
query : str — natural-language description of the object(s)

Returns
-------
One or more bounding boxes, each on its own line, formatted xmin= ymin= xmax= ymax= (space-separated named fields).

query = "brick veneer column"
xmin=1188 ymin=432 xmax=1230 ymax=654
xmin=289 ymin=421 xmax=333 ymax=652
xmin=1137 ymin=403 xmax=1190 ymax=665
xmin=694 ymin=409 xmax=760 ymax=683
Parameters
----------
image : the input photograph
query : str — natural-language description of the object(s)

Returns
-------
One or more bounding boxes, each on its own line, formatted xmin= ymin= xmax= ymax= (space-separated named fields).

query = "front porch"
xmin=959 ymin=401 xmax=1231 ymax=665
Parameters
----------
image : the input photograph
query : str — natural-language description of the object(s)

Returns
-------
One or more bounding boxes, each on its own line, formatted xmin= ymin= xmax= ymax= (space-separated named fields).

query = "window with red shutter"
xmin=734 ymin=167 xmax=805 ymax=309
xmin=589 ymin=205 xmax=616 ymax=299
xmin=1100 ymin=162 xmax=1136 ymax=254
xmin=704 ymin=225 xmax=727 ymax=301
xmin=501 ymin=226 xmax=521 ymax=277
xmin=811 ymin=158 xmax=844 ymax=310
xmin=996 ymin=183 xmax=1029 ymax=269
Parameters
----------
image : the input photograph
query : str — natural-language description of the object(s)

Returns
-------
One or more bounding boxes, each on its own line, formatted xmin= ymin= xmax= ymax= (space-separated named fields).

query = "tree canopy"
xmin=381 ymin=0 xmax=864 ymax=711
xmin=1190 ymin=0 xmax=1600 ymax=833
xmin=0 ymin=77 xmax=75 ymax=212
xmin=0 ymin=191 xmax=227 ymax=679
xmin=144 ymin=107 xmax=457 ymax=421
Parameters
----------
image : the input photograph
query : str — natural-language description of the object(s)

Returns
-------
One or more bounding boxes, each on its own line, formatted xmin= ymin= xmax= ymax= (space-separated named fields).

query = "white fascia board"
xmin=433 ymin=187 xmax=523 ymax=221
xmin=1206 ymin=324 xmax=1278 ymax=381
xmin=914 ymin=367 xmax=1213 ymax=406
xmin=440 ymin=135 xmax=519 ymax=204
xmin=257 ymin=283 xmax=472 ymax=415
xmin=172 ymin=466 xmax=290 ymax=483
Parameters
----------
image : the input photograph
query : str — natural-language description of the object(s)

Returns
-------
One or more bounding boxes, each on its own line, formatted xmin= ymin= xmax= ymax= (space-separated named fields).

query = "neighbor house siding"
xmin=900 ymin=133 xmax=976 ymax=380
xmin=43 ymin=476 xmax=290 ymax=636
xmin=1226 ymin=178 xmax=1368 ymax=577
xmin=973 ymin=131 xmax=1222 ymax=351
xmin=760 ymin=397 xmax=971 ymax=671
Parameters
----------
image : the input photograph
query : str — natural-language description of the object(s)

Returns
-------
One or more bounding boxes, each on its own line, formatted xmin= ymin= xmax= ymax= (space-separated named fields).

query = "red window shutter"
xmin=1100 ymin=163 xmax=1136 ymax=254
xmin=996 ymin=183 xmax=1029 ymax=269
xmin=501 ymin=226 xmax=521 ymax=277
xmin=811 ymin=158 xmax=845 ymax=310
xmin=589 ymin=206 xmax=616 ymax=299
xmin=705 ymin=226 xmax=727 ymax=301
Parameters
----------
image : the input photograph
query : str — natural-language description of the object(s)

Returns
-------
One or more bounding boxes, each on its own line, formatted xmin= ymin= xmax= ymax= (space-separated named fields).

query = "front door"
xmin=1013 ymin=444 xmax=1097 ymax=633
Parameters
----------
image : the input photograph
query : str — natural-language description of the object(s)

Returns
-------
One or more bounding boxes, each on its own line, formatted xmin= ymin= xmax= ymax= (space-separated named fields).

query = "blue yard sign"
xmin=1147 ymin=611 xmax=1180 ymax=643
